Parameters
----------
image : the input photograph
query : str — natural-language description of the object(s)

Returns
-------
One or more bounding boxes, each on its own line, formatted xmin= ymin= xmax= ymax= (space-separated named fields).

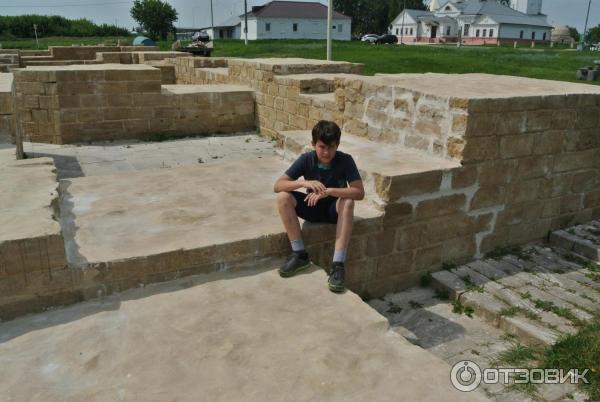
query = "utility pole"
xmin=400 ymin=0 xmax=406 ymax=44
xmin=33 ymin=24 xmax=39 ymax=49
xmin=327 ymin=0 xmax=332 ymax=60
xmin=578 ymin=0 xmax=592 ymax=51
xmin=210 ymin=0 xmax=214 ymax=34
xmin=244 ymin=0 xmax=249 ymax=45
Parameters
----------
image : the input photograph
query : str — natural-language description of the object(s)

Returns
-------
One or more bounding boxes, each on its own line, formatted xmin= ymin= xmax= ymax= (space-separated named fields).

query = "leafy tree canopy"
xmin=130 ymin=0 xmax=178 ymax=40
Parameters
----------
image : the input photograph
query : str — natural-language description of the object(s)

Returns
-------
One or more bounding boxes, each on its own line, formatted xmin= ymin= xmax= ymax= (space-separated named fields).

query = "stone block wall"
xmin=12 ymin=65 xmax=255 ymax=144
xmin=0 ymin=84 xmax=13 ymax=140
xmin=338 ymin=77 xmax=468 ymax=160
xmin=0 ymin=156 xmax=70 ymax=320
xmin=48 ymin=45 xmax=158 ymax=61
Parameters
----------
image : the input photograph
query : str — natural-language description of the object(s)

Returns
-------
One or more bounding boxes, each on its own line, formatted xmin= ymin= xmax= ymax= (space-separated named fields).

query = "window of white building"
xmin=293 ymin=23 xmax=298 ymax=32
xmin=464 ymin=24 xmax=470 ymax=36
xmin=476 ymin=29 xmax=480 ymax=37
xmin=483 ymin=29 xmax=487 ymax=37
xmin=489 ymin=29 xmax=494 ymax=37
xmin=266 ymin=23 xmax=271 ymax=32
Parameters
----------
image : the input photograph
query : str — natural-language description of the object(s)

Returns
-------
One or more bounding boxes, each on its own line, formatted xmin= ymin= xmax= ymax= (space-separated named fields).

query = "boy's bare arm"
xmin=325 ymin=180 xmax=365 ymax=200
xmin=273 ymin=175 xmax=327 ymax=193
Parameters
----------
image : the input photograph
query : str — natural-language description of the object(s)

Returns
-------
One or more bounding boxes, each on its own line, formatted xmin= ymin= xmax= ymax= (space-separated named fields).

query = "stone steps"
xmin=276 ymin=129 xmax=460 ymax=209
xmin=549 ymin=220 xmax=600 ymax=262
xmin=430 ymin=245 xmax=600 ymax=346
xmin=0 ymin=155 xmax=384 ymax=319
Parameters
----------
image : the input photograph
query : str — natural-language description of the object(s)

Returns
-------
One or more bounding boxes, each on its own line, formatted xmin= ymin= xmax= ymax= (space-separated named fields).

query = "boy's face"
xmin=312 ymin=140 xmax=338 ymax=164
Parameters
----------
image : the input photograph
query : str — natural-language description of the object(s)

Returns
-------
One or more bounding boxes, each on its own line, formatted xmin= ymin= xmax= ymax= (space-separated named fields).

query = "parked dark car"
xmin=375 ymin=34 xmax=398 ymax=45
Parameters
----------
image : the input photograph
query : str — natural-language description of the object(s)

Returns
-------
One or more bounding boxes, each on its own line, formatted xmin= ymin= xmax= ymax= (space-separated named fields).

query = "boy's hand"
xmin=303 ymin=180 xmax=326 ymax=194
xmin=304 ymin=192 xmax=328 ymax=207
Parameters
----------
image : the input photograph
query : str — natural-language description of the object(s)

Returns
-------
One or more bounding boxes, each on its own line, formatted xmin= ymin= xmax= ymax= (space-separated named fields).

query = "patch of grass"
xmin=531 ymin=298 xmax=582 ymax=325
xmin=485 ymin=245 xmax=534 ymax=261
xmin=586 ymin=272 xmax=600 ymax=281
xmin=420 ymin=271 xmax=432 ymax=287
xmin=499 ymin=306 xmax=541 ymax=321
xmin=434 ymin=288 xmax=450 ymax=300
xmin=461 ymin=275 xmax=484 ymax=293
xmin=408 ymin=300 xmax=423 ymax=309
xmin=386 ymin=304 xmax=403 ymax=314
xmin=587 ymin=228 xmax=600 ymax=237
xmin=544 ymin=315 xmax=600 ymax=401
xmin=451 ymin=298 xmax=474 ymax=318
xmin=442 ymin=261 xmax=457 ymax=271
xmin=499 ymin=306 xmax=521 ymax=317
xmin=494 ymin=342 xmax=544 ymax=367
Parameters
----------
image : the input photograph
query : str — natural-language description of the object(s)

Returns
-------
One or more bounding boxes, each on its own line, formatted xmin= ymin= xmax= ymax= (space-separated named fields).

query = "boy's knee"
xmin=339 ymin=198 xmax=354 ymax=212
xmin=277 ymin=191 xmax=295 ymax=206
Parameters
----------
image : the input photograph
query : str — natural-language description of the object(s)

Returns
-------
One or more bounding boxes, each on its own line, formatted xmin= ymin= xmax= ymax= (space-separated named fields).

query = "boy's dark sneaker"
xmin=328 ymin=262 xmax=346 ymax=292
xmin=279 ymin=252 xmax=311 ymax=277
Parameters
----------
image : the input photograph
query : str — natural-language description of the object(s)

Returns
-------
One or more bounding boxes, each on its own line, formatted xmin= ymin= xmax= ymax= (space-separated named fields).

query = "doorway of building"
xmin=431 ymin=26 xmax=437 ymax=39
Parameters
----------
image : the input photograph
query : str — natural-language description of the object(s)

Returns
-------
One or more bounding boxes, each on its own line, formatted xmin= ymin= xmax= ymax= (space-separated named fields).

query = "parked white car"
xmin=361 ymin=34 xmax=378 ymax=43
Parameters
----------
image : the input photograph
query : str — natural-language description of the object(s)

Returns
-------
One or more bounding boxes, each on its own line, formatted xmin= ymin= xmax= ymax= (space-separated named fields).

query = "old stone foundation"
xmin=1 ymin=56 xmax=599 ymax=320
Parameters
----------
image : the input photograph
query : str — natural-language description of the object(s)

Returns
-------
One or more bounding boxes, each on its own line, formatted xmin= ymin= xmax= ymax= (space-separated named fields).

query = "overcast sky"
xmin=0 ymin=0 xmax=598 ymax=33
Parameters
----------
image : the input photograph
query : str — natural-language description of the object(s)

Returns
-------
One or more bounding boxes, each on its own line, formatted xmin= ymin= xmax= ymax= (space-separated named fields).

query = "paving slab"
xmin=0 ymin=268 xmax=488 ymax=402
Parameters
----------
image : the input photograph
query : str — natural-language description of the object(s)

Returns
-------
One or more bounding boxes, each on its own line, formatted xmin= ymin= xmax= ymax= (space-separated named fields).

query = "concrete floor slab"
xmin=59 ymin=156 xmax=381 ymax=265
xmin=0 ymin=268 xmax=488 ymax=402
xmin=23 ymin=134 xmax=277 ymax=179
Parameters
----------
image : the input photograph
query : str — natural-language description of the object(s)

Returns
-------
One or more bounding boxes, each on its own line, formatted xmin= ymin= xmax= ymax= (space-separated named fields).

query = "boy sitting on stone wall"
xmin=274 ymin=120 xmax=365 ymax=292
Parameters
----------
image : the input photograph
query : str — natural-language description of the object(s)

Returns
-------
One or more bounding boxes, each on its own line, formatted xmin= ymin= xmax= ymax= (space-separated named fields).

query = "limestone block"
xmin=462 ymin=136 xmax=499 ymax=162
xmin=57 ymin=82 xmax=96 ymax=96
xmin=415 ymin=194 xmax=467 ymax=219
xmin=532 ymin=130 xmax=565 ymax=155
xmin=451 ymin=166 xmax=478 ymax=189
xmin=384 ymin=171 xmax=443 ymax=201
xmin=446 ymin=137 xmax=465 ymax=159
xmin=525 ymin=109 xmax=554 ymax=132
xmin=476 ymin=159 xmax=518 ymax=186
xmin=499 ymin=133 xmax=535 ymax=158
xmin=441 ymin=235 xmax=477 ymax=263
xmin=471 ymin=186 xmax=506 ymax=210
xmin=414 ymin=244 xmax=443 ymax=271
xmin=516 ymin=155 xmax=553 ymax=180
xmin=375 ymin=251 xmax=414 ymax=277
xmin=553 ymin=149 xmax=597 ymax=172
xmin=539 ymin=174 xmax=573 ymax=198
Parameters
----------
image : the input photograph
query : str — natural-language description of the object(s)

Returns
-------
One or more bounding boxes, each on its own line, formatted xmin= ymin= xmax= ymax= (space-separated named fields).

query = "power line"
xmin=0 ymin=1 xmax=132 ymax=7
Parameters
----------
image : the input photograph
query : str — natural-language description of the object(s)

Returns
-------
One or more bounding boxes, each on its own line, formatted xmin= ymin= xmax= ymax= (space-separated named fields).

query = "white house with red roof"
xmin=204 ymin=1 xmax=351 ymax=41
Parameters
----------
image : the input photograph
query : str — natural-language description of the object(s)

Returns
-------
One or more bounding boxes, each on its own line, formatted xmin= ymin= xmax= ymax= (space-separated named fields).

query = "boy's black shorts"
xmin=291 ymin=191 xmax=338 ymax=224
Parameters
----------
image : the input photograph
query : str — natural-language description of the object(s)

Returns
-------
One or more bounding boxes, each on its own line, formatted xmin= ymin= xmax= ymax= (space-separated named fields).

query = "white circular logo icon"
xmin=450 ymin=360 xmax=482 ymax=392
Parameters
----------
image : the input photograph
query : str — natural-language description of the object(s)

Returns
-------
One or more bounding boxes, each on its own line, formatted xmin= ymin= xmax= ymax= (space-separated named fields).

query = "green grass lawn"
xmin=3 ymin=36 xmax=599 ymax=85
xmin=211 ymin=39 xmax=600 ymax=85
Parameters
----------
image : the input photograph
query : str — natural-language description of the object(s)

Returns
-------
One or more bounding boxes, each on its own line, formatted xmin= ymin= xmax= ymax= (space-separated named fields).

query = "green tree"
xmin=130 ymin=0 xmax=178 ymax=40
xmin=587 ymin=24 xmax=600 ymax=44
xmin=568 ymin=26 xmax=579 ymax=42
xmin=334 ymin=0 xmax=426 ymax=36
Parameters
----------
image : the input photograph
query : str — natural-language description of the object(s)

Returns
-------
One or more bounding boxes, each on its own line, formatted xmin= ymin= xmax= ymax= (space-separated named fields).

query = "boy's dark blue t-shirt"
xmin=284 ymin=150 xmax=361 ymax=194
